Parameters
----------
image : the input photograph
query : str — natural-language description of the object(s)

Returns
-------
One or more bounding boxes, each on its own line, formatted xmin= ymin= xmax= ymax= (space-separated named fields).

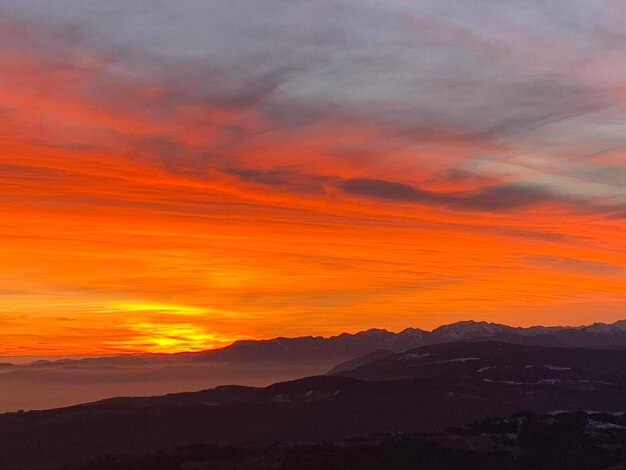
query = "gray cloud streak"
xmin=340 ymin=178 xmax=573 ymax=212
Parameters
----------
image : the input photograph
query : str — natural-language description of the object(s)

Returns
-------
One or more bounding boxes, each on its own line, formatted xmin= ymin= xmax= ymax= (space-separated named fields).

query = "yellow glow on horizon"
xmin=104 ymin=322 xmax=244 ymax=354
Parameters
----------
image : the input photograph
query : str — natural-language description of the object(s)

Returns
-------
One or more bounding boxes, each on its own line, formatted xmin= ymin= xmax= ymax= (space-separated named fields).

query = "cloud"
xmin=0 ymin=0 xmax=618 ymax=204
xmin=451 ymin=184 xmax=567 ymax=211
xmin=340 ymin=178 xmax=576 ymax=212
xmin=0 ymin=0 xmax=621 ymax=138
xmin=222 ymin=167 xmax=332 ymax=195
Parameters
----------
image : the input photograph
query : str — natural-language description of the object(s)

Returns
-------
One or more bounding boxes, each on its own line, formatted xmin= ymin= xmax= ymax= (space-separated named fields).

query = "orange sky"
xmin=1 ymin=3 xmax=626 ymax=355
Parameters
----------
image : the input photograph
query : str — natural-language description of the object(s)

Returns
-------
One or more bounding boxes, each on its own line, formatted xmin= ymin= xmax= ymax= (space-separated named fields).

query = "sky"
xmin=1 ymin=0 xmax=626 ymax=356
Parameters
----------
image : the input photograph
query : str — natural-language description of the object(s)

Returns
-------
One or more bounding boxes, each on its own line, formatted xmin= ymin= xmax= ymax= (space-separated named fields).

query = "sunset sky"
xmin=1 ymin=0 xmax=626 ymax=356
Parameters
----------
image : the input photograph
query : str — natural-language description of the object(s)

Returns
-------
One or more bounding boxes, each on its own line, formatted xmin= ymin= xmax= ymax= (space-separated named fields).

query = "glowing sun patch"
xmin=104 ymin=322 xmax=237 ymax=353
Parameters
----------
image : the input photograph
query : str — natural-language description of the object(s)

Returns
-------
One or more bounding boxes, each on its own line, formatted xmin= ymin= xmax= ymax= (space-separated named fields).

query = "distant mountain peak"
xmin=357 ymin=328 xmax=392 ymax=337
xmin=581 ymin=320 xmax=626 ymax=334
xmin=431 ymin=320 xmax=512 ymax=338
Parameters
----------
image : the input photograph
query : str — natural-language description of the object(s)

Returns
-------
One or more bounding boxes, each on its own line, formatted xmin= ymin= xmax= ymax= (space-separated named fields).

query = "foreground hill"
xmin=2 ymin=341 xmax=626 ymax=469
xmin=62 ymin=411 xmax=626 ymax=470
xmin=3 ymin=319 xmax=626 ymax=411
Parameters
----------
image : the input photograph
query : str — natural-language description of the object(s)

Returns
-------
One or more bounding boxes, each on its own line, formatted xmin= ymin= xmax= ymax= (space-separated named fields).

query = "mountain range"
xmin=194 ymin=318 xmax=626 ymax=362
xmin=3 ymin=319 xmax=626 ymax=412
